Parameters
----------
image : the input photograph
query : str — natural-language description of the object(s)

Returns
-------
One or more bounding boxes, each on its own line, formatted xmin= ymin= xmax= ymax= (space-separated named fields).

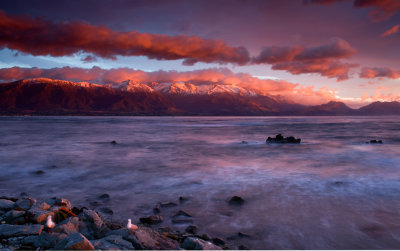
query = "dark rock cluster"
xmin=0 ymin=195 xmax=248 ymax=250
xmin=266 ymin=134 xmax=301 ymax=144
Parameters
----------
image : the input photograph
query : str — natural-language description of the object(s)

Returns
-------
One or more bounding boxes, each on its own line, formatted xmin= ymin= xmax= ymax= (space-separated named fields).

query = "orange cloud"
xmin=0 ymin=11 xmax=250 ymax=65
xmin=253 ymin=38 xmax=358 ymax=81
xmin=0 ymin=66 xmax=337 ymax=105
xmin=381 ymin=24 xmax=400 ymax=37
xmin=359 ymin=67 xmax=399 ymax=79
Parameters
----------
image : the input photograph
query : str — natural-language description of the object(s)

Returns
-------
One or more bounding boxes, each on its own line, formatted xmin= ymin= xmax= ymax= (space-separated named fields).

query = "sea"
xmin=1 ymin=116 xmax=400 ymax=249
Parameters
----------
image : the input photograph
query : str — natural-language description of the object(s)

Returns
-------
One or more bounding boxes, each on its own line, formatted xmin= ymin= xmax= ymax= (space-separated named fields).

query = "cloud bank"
xmin=359 ymin=67 xmax=399 ymax=79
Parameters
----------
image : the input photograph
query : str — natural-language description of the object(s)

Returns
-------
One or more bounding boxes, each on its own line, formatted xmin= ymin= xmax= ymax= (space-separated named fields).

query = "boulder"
xmin=185 ymin=225 xmax=198 ymax=234
xmin=125 ymin=227 xmax=180 ymax=250
xmin=228 ymin=196 xmax=245 ymax=206
xmin=31 ymin=200 xmax=51 ymax=211
xmin=266 ymin=134 xmax=301 ymax=144
xmin=0 ymin=224 xmax=43 ymax=238
xmin=140 ymin=215 xmax=163 ymax=225
xmin=0 ymin=199 xmax=15 ymax=211
xmin=53 ymin=216 xmax=80 ymax=235
xmin=15 ymin=198 xmax=35 ymax=210
xmin=28 ymin=209 xmax=54 ymax=224
xmin=172 ymin=210 xmax=193 ymax=224
xmin=54 ymin=232 xmax=94 ymax=250
xmin=212 ymin=237 xmax=225 ymax=246
xmin=22 ymin=232 xmax=67 ymax=249
xmin=181 ymin=237 xmax=222 ymax=250
xmin=2 ymin=210 xmax=26 ymax=224
xmin=368 ymin=140 xmax=383 ymax=144
xmin=92 ymin=235 xmax=134 ymax=250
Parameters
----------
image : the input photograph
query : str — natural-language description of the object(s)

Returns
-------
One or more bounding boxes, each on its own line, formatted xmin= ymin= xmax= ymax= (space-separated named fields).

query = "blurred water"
xmin=1 ymin=116 xmax=400 ymax=249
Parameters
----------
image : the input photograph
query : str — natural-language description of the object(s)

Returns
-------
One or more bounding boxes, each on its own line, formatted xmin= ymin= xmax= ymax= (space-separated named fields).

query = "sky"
xmin=0 ymin=0 xmax=399 ymax=107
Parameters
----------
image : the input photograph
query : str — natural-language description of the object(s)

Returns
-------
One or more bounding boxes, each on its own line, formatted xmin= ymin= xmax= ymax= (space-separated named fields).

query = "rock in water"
xmin=228 ymin=196 xmax=245 ymax=206
xmin=185 ymin=225 xmax=198 ymax=234
xmin=368 ymin=140 xmax=383 ymax=144
xmin=266 ymin=134 xmax=301 ymax=144
xmin=54 ymin=232 xmax=94 ymax=250
xmin=181 ymin=237 xmax=222 ymax=250
xmin=140 ymin=215 xmax=163 ymax=224
xmin=0 ymin=224 xmax=43 ymax=238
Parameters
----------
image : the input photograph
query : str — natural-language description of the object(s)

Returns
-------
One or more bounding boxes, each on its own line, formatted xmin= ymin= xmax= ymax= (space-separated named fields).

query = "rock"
xmin=34 ymin=170 xmax=45 ymax=175
xmin=53 ymin=216 xmax=79 ymax=235
xmin=54 ymin=198 xmax=72 ymax=211
xmin=241 ymin=141 xmax=248 ymax=144
xmin=111 ymin=140 xmax=117 ymax=144
xmin=266 ymin=134 xmax=301 ymax=144
xmin=140 ymin=215 xmax=163 ymax=224
xmin=98 ymin=193 xmax=110 ymax=201
xmin=99 ymin=207 xmax=114 ymax=215
xmin=179 ymin=196 xmax=189 ymax=202
xmin=78 ymin=209 xmax=106 ymax=239
xmin=15 ymin=198 xmax=35 ymax=210
xmin=2 ymin=210 xmax=26 ymax=224
xmin=0 ymin=199 xmax=15 ymax=211
xmin=126 ymin=227 xmax=180 ymax=250
xmin=212 ymin=237 xmax=225 ymax=246
xmin=174 ymin=210 xmax=192 ymax=217
xmin=200 ymin=233 xmax=212 ymax=241
xmin=238 ymin=244 xmax=249 ymax=250
xmin=106 ymin=228 xmax=130 ymax=237
xmin=29 ymin=209 xmax=54 ymax=224
xmin=160 ymin=201 xmax=178 ymax=208
xmin=185 ymin=225 xmax=198 ymax=234
xmin=0 ymin=224 xmax=43 ymax=238
xmin=93 ymin=235 xmax=134 ymax=250
xmin=153 ymin=204 xmax=161 ymax=214
xmin=31 ymin=200 xmax=51 ymax=211
xmin=181 ymin=237 xmax=222 ymax=250
xmin=22 ymin=232 xmax=67 ymax=249
xmin=228 ymin=196 xmax=245 ymax=206
xmin=369 ymin=140 xmax=383 ymax=144
xmin=238 ymin=232 xmax=251 ymax=238
xmin=54 ymin=232 xmax=94 ymax=250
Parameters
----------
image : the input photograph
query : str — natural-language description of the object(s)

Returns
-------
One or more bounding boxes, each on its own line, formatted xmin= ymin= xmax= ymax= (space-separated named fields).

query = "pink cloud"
xmin=381 ymin=24 xmax=400 ymax=37
xmin=359 ymin=67 xmax=399 ymax=79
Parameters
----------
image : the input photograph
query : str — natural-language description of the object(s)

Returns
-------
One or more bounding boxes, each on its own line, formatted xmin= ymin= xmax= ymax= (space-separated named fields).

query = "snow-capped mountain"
xmin=0 ymin=78 xmax=397 ymax=115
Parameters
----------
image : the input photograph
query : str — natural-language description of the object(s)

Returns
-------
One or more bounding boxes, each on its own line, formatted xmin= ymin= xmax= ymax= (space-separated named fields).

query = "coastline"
xmin=0 ymin=195 xmax=244 ymax=250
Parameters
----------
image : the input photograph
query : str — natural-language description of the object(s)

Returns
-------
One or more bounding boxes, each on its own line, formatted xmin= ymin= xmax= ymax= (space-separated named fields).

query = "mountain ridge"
xmin=0 ymin=78 xmax=399 ymax=116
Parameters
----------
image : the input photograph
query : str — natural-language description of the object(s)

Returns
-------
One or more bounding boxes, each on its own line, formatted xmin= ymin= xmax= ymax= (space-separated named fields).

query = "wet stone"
xmin=174 ymin=210 xmax=192 ymax=218
xmin=185 ymin=225 xmax=198 ymax=234
xmin=0 ymin=199 xmax=15 ymax=211
xmin=54 ymin=232 xmax=94 ymax=250
xmin=181 ymin=237 xmax=222 ymax=250
xmin=15 ymin=198 xmax=35 ymax=210
xmin=212 ymin=237 xmax=225 ymax=246
xmin=228 ymin=196 xmax=245 ymax=206
xmin=0 ymin=224 xmax=43 ymax=238
xmin=160 ymin=202 xmax=178 ymax=208
xmin=140 ymin=215 xmax=163 ymax=225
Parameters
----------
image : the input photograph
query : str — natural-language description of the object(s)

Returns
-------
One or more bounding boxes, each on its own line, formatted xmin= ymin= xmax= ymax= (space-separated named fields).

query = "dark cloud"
xmin=0 ymin=10 xmax=250 ymax=65
xmin=359 ymin=67 xmax=399 ymax=79
xmin=253 ymin=38 xmax=357 ymax=81
xmin=82 ymin=55 xmax=97 ymax=63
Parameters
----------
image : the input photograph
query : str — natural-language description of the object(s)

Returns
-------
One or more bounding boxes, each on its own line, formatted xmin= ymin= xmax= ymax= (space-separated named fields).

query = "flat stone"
xmin=54 ymin=232 xmax=94 ymax=250
xmin=93 ymin=235 xmax=134 ymax=250
xmin=0 ymin=199 xmax=15 ymax=211
xmin=173 ymin=210 xmax=192 ymax=217
xmin=160 ymin=202 xmax=178 ymax=208
xmin=181 ymin=237 xmax=222 ymax=250
xmin=0 ymin=224 xmax=43 ymax=238
xmin=31 ymin=200 xmax=51 ymax=211
xmin=22 ymin=232 xmax=67 ymax=249
xmin=2 ymin=210 xmax=26 ymax=224
xmin=15 ymin=198 xmax=35 ymax=210
xmin=29 ymin=209 xmax=54 ymax=224
xmin=53 ymin=216 xmax=79 ymax=235
xmin=140 ymin=215 xmax=163 ymax=225
xmin=126 ymin=227 xmax=179 ymax=250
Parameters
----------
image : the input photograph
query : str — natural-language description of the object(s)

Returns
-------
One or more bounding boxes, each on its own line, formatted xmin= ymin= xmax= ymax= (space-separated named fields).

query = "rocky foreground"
xmin=0 ymin=195 xmax=242 ymax=250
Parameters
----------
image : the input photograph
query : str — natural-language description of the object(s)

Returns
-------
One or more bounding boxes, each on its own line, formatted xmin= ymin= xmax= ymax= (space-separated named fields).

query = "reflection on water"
xmin=1 ymin=116 xmax=400 ymax=249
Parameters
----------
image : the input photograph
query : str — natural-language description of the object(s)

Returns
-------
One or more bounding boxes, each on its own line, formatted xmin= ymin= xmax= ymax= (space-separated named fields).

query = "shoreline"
xmin=0 ymin=195 xmax=246 ymax=250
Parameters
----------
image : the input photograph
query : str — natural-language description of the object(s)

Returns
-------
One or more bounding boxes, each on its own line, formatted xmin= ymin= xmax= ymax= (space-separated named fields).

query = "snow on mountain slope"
xmin=109 ymin=80 xmax=155 ymax=92
xmin=20 ymin=78 xmax=103 ymax=88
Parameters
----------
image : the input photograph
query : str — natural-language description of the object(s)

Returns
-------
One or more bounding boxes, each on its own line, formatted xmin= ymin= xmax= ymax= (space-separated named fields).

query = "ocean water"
xmin=1 ymin=116 xmax=400 ymax=249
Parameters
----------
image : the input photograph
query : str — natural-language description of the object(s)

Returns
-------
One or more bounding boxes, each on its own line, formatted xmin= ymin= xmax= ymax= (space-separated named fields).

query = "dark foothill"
xmin=266 ymin=134 xmax=301 ymax=144
xmin=212 ymin=237 xmax=226 ymax=246
xmin=110 ymin=141 xmax=117 ymax=144
xmin=140 ymin=215 xmax=163 ymax=225
xmin=368 ymin=140 xmax=383 ymax=144
xmin=185 ymin=225 xmax=198 ymax=234
xmin=228 ymin=196 xmax=245 ymax=206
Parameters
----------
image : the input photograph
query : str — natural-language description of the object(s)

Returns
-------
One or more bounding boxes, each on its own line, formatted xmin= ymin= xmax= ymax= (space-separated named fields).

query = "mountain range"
xmin=0 ymin=78 xmax=399 ymax=116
